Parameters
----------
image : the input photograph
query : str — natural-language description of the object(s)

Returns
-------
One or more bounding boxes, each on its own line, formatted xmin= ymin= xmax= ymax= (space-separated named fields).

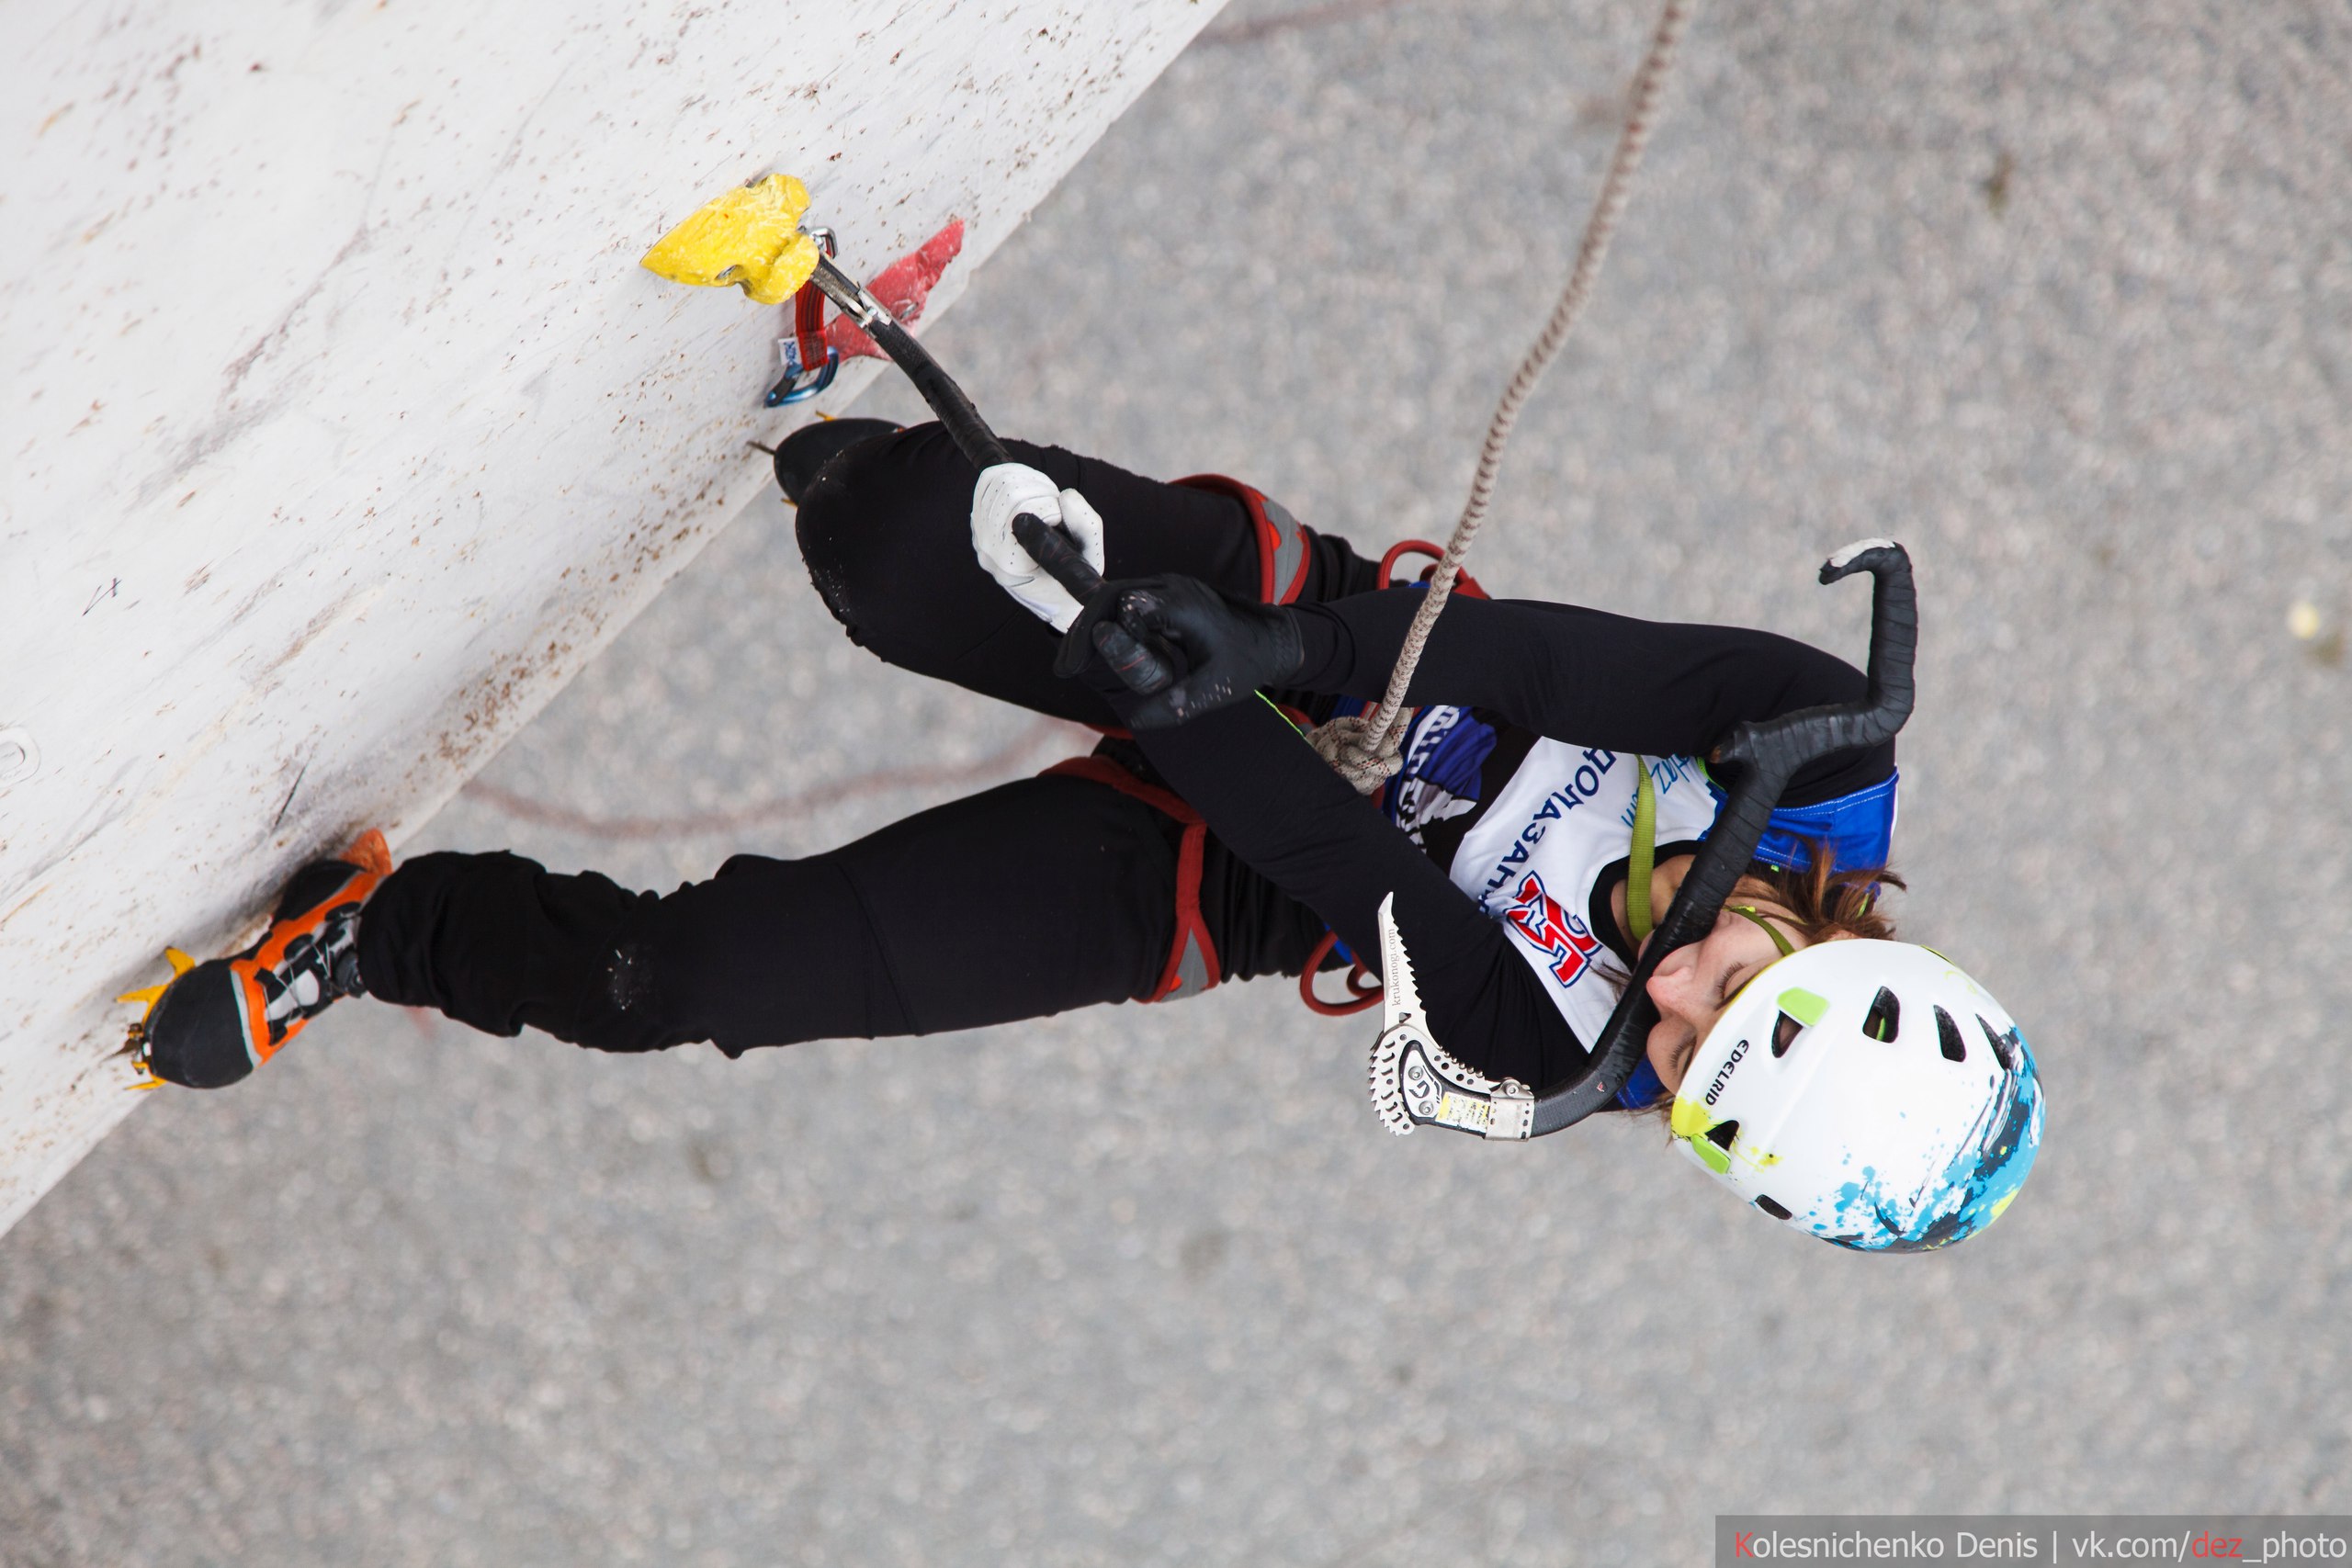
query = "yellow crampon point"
xmin=118 ymin=946 xmax=197 ymax=1089
xmin=117 ymin=946 xmax=196 ymax=1013
xmin=640 ymin=173 xmax=823 ymax=305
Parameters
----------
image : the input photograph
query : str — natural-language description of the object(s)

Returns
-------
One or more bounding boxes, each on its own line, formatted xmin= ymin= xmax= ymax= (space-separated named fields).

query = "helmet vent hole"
xmin=1979 ymin=1015 xmax=2019 ymax=1070
xmin=1934 ymin=1005 xmax=1967 ymax=1062
xmin=1771 ymin=1010 xmax=1804 ymax=1057
xmin=1704 ymin=1118 xmax=1740 ymax=1152
xmin=1755 ymin=1194 xmax=1792 ymax=1221
xmin=1863 ymin=987 xmax=1901 ymax=1042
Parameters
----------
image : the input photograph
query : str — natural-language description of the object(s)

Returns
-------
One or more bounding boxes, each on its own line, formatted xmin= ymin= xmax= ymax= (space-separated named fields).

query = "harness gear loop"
xmin=1375 ymin=539 xmax=1487 ymax=598
xmin=1298 ymin=929 xmax=1384 ymax=1016
xmin=1306 ymin=0 xmax=1692 ymax=794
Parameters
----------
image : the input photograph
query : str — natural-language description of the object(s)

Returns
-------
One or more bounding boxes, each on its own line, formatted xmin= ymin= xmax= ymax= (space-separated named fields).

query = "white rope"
xmin=1309 ymin=0 xmax=1692 ymax=793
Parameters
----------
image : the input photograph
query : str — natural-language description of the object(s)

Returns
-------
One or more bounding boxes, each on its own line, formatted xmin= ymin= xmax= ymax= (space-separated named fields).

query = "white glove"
xmin=970 ymin=463 xmax=1107 ymax=632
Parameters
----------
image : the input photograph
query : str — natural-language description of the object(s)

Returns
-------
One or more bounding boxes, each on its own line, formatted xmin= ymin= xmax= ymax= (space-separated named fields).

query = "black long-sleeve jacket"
xmin=1123 ymin=589 xmax=1894 ymax=1090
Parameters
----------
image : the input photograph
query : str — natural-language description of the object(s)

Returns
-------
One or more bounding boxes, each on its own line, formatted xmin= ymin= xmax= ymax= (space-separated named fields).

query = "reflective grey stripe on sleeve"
xmin=1261 ymin=496 xmax=1306 ymax=604
xmin=1162 ymin=930 xmax=1215 ymax=1001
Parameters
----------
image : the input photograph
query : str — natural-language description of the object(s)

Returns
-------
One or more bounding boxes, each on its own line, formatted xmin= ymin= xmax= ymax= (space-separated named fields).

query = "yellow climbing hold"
xmin=640 ymin=174 xmax=822 ymax=305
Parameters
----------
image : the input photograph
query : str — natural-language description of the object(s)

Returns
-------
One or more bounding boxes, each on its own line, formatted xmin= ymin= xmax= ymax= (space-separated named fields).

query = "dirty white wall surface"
xmin=0 ymin=0 xmax=1227 ymax=1236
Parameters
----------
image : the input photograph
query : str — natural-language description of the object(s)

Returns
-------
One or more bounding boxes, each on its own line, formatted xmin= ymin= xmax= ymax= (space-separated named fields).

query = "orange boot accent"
xmin=122 ymin=829 xmax=393 ymax=1089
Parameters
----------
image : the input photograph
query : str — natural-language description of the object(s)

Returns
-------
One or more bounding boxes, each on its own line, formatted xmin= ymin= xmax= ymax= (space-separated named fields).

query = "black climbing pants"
xmin=356 ymin=424 xmax=1374 ymax=1055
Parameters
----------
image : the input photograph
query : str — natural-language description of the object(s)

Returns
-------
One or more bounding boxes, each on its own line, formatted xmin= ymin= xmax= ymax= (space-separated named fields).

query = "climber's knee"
xmin=795 ymin=422 xmax=1024 ymax=664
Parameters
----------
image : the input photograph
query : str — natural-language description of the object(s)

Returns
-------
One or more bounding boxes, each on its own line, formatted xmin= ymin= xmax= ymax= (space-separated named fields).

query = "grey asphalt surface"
xmin=7 ymin=1 xmax=2352 ymax=1562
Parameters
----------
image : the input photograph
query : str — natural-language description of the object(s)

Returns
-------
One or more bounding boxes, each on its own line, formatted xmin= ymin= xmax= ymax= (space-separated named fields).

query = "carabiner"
xmin=766 ymin=227 xmax=842 ymax=406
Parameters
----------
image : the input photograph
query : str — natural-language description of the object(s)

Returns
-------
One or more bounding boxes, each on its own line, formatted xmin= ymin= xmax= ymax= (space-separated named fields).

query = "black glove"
xmin=1057 ymin=574 xmax=1305 ymax=729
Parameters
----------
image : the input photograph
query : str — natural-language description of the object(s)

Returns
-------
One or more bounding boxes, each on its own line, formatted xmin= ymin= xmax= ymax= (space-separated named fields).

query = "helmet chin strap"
xmin=1727 ymin=904 xmax=1796 ymax=958
xmin=1624 ymin=758 xmax=1659 ymax=944
xmin=1631 ymin=754 xmax=1796 ymax=962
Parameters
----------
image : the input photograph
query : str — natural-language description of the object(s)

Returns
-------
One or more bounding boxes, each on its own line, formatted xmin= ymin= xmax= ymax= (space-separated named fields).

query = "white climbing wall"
xmin=0 ymin=0 xmax=1229 ymax=1237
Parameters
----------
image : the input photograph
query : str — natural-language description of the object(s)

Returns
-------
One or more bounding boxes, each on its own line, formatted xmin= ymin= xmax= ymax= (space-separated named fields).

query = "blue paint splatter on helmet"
xmin=1821 ymin=1033 xmax=2044 ymax=1253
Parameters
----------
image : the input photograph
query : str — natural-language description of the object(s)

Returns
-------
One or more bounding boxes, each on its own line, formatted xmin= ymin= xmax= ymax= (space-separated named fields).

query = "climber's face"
xmin=1643 ymin=903 xmax=1823 ymax=1094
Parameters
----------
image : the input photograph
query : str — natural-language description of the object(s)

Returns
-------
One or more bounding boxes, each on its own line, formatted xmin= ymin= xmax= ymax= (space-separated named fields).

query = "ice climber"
xmin=123 ymin=418 xmax=2043 ymax=1252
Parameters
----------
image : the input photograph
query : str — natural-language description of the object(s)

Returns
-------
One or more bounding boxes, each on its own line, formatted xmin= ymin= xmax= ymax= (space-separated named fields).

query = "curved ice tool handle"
xmin=1524 ymin=537 xmax=1916 ymax=1135
xmin=1008 ymin=513 xmax=1180 ymax=694
xmin=807 ymin=256 xmax=1173 ymax=695
xmin=1365 ymin=540 xmax=1917 ymax=1141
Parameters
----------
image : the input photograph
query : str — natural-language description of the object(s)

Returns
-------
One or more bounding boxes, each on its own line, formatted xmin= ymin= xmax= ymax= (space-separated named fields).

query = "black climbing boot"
xmin=119 ymin=830 xmax=392 ymax=1089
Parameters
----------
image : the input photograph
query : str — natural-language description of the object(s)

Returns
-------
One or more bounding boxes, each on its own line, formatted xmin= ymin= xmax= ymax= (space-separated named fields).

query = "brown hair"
xmin=1623 ymin=845 xmax=1904 ymax=1122
xmin=1734 ymin=847 xmax=1905 ymax=945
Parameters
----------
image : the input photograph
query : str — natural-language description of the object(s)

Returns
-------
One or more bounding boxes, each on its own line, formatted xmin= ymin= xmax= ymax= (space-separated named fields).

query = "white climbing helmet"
xmin=1668 ymin=939 xmax=2043 ymax=1252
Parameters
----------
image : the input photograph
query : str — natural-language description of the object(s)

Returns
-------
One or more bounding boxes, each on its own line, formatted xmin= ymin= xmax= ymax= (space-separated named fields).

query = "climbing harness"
xmin=1043 ymin=754 xmax=1222 ymax=1003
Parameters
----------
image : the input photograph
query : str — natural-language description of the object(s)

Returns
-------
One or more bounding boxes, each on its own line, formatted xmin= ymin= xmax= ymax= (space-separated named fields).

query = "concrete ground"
xmin=6 ymin=0 xmax=2350 ymax=1562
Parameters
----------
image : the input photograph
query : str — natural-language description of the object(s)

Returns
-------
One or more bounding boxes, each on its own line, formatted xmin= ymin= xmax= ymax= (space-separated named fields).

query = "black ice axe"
xmin=804 ymin=257 xmax=1175 ymax=696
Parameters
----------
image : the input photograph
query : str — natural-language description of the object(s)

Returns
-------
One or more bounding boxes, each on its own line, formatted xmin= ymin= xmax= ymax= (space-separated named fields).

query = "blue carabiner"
xmin=765 ymin=345 xmax=839 ymax=406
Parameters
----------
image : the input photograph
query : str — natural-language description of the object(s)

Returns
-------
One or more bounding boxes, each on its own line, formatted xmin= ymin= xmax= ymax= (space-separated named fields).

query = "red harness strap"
xmin=1173 ymin=474 xmax=1314 ymax=606
xmin=1042 ymin=476 xmax=1296 ymax=998
xmin=1047 ymin=484 xmax=1492 ymax=1014
xmin=1042 ymin=756 xmax=1220 ymax=1004
xmin=792 ymin=276 xmax=829 ymax=380
xmin=1298 ymin=929 xmax=1385 ymax=1016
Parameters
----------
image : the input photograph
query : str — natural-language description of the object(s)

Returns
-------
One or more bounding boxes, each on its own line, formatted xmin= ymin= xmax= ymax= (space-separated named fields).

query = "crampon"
xmin=119 ymin=829 xmax=392 ymax=1089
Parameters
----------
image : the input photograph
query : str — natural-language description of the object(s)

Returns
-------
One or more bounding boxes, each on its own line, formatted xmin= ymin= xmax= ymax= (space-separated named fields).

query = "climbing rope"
xmin=1307 ymin=0 xmax=1693 ymax=793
